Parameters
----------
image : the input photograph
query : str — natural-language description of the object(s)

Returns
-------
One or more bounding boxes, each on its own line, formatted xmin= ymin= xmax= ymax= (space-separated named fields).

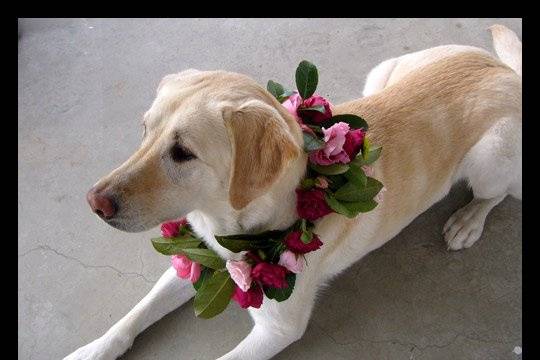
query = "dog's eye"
xmin=170 ymin=144 xmax=196 ymax=162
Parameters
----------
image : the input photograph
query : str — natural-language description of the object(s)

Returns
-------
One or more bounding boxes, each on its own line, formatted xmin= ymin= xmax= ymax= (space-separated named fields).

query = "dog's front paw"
xmin=63 ymin=335 xmax=131 ymax=360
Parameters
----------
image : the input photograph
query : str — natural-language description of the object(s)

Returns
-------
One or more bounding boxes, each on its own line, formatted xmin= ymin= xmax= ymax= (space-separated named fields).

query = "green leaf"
xmin=344 ymin=163 xmax=367 ymax=187
xmin=264 ymin=273 xmax=296 ymax=302
xmin=193 ymin=267 xmax=213 ymax=291
xmin=306 ymin=124 xmax=323 ymax=134
xmin=193 ymin=271 xmax=235 ymax=319
xmin=300 ymin=178 xmax=316 ymax=189
xmin=181 ymin=248 xmax=225 ymax=270
xmin=215 ymin=237 xmax=267 ymax=253
xmin=267 ymin=80 xmax=285 ymax=99
xmin=325 ymin=194 xmax=378 ymax=218
xmin=300 ymin=230 xmax=313 ymax=244
xmin=282 ymin=89 xmax=295 ymax=97
xmin=215 ymin=230 xmax=285 ymax=253
xmin=300 ymin=219 xmax=307 ymax=231
xmin=300 ymin=105 xmax=326 ymax=113
xmin=268 ymin=242 xmax=287 ymax=263
xmin=362 ymin=137 xmax=371 ymax=158
xmin=351 ymin=153 xmax=366 ymax=167
xmin=151 ymin=236 xmax=202 ymax=256
xmin=320 ymin=114 xmax=368 ymax=130
xmin=303 ymin=132 xmax=325 ymax=152
xmin=334 ymin=177 xmax=384 ymax=202
xmin=327 ymin=174 xmax=347 ymax=191
xmin=325 ymin=193 xmax=356 ymax=218
xmin=178 ymin=225 xmax=191 ymax=236
xmin=256 ymin=249 xmax=267 ymax=261
xmin=295 ymin=60 xmax=318 ymax=99
xmin=341 ymin=199 xmax=378 ymax=213
xmin=310 ymin=163 xmax=350 ymax=175
xmin=267 ymin=81 xmax=295 ymax=103
xmin=277 ymin=90 xmax=295 ymax=103
xmin=363 ymin=146 xmax=382 ymax=165
xmin=217 ymin=230 xmax=286 ymax=242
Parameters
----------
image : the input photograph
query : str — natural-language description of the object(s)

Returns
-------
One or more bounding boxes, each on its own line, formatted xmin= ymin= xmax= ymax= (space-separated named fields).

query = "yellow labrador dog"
xmin=65 ymin=25 xmax=521 ymax=360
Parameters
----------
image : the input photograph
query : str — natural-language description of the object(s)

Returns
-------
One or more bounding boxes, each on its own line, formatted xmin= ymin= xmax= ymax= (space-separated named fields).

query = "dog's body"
xmin=66 ymin=25 xmax=521 ymax=360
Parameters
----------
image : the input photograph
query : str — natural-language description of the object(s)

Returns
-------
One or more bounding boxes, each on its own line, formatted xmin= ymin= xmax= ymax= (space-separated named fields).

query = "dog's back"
xmin=363 ymin=24 xmax=521 ymax=97
xmin=327 ymin=27 xmax=521 ymax=256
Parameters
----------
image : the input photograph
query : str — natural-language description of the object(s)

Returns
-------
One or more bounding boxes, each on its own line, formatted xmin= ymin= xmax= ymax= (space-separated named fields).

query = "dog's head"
xmin=87 ymin=69 xmax=302 ymax=232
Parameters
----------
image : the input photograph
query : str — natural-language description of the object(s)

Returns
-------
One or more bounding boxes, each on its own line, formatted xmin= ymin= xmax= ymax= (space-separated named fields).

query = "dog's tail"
xmin=489 ymin=24 xmax=522 ymax=76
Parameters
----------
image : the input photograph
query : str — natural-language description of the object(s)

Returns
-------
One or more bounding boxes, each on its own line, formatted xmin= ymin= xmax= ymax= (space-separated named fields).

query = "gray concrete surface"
xmin=18 ymin=18 xmax=522 ymax=360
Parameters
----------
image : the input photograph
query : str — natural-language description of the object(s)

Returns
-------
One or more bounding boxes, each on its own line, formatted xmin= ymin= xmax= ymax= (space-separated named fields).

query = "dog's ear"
xmin=224 ymin=100 xmax=300 ymax=210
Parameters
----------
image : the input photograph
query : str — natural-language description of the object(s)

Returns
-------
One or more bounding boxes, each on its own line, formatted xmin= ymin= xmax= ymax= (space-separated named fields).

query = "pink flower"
xmin=232 ymin=284 xmax=263 ymax=309
xmin=226 ymin=260 xmax=252 ymax=292
xmin=278 ymin=250 xmax=304 ymax=273
xmin=362 ymin=165 xmax=374 ymax=177
xmin=284 ymin=231 xmax=323 ymax=254
xmin=315 ymin=176 xmax=329 ymax=189
xmin=299 ymin=95 xmax=332 ymax=124
xmin=376 ymin=186 xmax=387 ymax=203
xmin=251 ymin=263 xmax=289 ymax=289
xmin=161 ymin=218 xmax=188 ymax=238
xmin=282 ymin=93 xmax=332 ymax=126
xmin=296 ymin=188 xmax=333 ymax=221
xmin=189 ymin=262 xmax=202 ymax=283
xmin=282 ymin=92 xmax=302 ymax=120
xmin=171 ymin=254 xmax=201 ymax=283
xmin=343 ymin=129 xmax=365 ymax=160
xmin=309 ymin=122 xmax=351 ymax=165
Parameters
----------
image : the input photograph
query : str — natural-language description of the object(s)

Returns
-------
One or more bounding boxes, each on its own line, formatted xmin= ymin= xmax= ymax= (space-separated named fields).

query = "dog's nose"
xmin=87 ymin=188 xmax=117 ymax=219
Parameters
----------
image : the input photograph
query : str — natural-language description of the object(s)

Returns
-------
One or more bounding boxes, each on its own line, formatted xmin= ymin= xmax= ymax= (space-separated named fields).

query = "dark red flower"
xmin=231 ymin=284 xmax=263 ymax=309
xmin=299 ymin=95 xmax=333 ymax=124
xmin=296 ymin=188 xmax=333 ymax=221
xmin=342 ymin=129 xmax=365 ymax=160
xmin=160 ymin=218 xmax=188 ymax=238
xmin=284 ymin=231 xmax=323 ymax=254
xmin=251 ymin=262 xmax=289 ymax=289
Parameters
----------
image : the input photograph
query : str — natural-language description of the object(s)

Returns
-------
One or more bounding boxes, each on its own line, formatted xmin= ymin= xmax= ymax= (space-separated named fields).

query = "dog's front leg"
xmin=217 ymin=271 xmax=320 ymax=360
xmin=64 ymin=266 xmax=195 ymax=360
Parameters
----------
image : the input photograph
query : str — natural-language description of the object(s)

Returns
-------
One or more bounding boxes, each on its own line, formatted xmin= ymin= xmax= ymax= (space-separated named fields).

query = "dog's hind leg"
xmin=63 ymin=266 xmax=195 ymax=360
xmin=444 ymin=117 xmax=522 ymax=251
xmin=444 ymin=26 xmax=522 ymax=251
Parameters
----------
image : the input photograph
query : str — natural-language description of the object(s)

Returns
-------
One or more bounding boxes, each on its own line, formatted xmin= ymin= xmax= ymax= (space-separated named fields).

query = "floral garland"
xmin=151 ymin=61 xmax=384 ymax=319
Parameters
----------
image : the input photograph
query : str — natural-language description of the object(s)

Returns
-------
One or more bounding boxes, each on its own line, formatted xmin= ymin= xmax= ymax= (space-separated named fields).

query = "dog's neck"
xmin=187 ymin=154 xmax=307 ymax=260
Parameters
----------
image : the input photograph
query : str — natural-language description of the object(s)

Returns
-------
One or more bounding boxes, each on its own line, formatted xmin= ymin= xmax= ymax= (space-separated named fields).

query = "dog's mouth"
xmin=97 ymin=210 xmax=162 ymax=233
xmin=103 ymin=218 xmax=147 ymax=233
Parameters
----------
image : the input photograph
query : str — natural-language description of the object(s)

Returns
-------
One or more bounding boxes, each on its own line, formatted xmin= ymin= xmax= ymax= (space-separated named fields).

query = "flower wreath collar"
xmin=151 ymin=61 xmax=385 ymax=319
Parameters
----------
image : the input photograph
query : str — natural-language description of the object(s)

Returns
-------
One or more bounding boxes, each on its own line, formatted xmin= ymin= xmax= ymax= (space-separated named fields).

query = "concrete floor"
xmin=18 ymin=18 xmax=522 ymax=360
